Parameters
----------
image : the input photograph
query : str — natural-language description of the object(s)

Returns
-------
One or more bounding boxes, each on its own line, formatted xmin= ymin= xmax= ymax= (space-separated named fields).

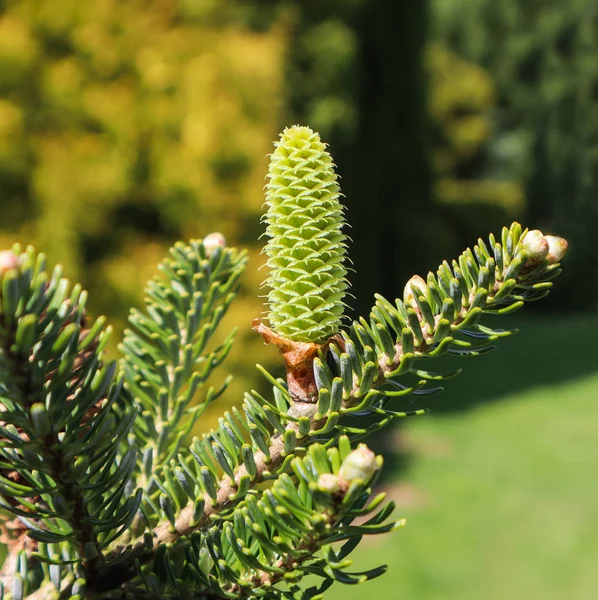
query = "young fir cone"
xmin=263 ymin=125 xmax=349 ymax=342
xmin=255 ymin=126 xmax=349 ymax=403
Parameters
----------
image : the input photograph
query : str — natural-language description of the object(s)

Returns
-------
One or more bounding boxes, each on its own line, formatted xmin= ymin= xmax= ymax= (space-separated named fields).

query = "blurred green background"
xmin=1 ymin=0 xmax=597 ymax=598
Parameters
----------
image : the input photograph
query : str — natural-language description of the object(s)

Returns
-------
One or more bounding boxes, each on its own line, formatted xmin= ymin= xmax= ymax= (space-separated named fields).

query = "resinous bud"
xmin=338 ymin=444 xmax=379 ymax=482
xmin=521 ymin=230 xmax=549 ymax=264
xmin=0 ymin=250 xmax=19 ymax=275
xmin=203 ymin=232 xmax=226 ymax=258
xmin=544 ymin=235 xmax=568 ymax=264
xmin=404 ymin=275 xmax=428 ymax=308
xmin=317 ymin=473 xmax=342 ymax=494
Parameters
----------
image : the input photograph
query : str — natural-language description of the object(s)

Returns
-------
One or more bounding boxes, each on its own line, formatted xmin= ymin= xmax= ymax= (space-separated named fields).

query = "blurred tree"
xmin=0 ymin=0 xmax=289 ymax=412
xmin=432 ymin=0 xmax=598 ymax=307
xmin=427 ymin=43 xmax=525 ymax=236
xmin=280 ymin=0 xmax=525 ymax=317
xmin=0 ymin=0 xmax=286 ymax=303
xmin=283 ymin=0 xmax=462 ymax=318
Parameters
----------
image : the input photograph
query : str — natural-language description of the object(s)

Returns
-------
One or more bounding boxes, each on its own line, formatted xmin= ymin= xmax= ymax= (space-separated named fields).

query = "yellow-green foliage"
xmin=427 ymin=44 xmax=524 ymax=217
xmin=431 ymin=0 xmax=598 ymax=303
xmin=0 ymin=0 xmax=288 ymax=425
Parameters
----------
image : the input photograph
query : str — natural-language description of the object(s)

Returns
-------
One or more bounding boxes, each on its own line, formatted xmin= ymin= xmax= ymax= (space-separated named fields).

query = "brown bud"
xmin=544 ymin=235 xmax=568 ymax=264
xmin=403 ymin=275 xmax=428 ymax=308
xmin=203 ymin=232 xmax=226 ymax=257
xmin=0 ymin=250 xmax=19 ymax=276
xmin=317 ymin=473 xmax=343 ymax=494
xmin=339 ymin=445 xmax=380 ymax=482
xmin=521 ymin=230 xmax=549 ymax=264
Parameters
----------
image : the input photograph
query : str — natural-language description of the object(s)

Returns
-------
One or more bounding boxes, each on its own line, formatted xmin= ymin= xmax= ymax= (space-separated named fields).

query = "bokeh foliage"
xmin=3 ymin=0 xmax=595 ymax=335
xmin=0 ymin=0 xmax=537 ymax=328
xmin=281 ymin=0 xmax=530 ymax=317
xmin=0 ymin=0 xmax=285 ymax=303
xmin=0 ymin=0 xmax=289 ymax=407
xmin=427 ymin=43 xmax=525 ymax=232
xmin=432 ymin=0 xmax=598 ymax=306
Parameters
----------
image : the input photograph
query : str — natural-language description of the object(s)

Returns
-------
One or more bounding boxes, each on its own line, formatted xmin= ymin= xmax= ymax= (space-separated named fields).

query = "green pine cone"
xmin=263 ymin=126 xmax=349 ymax=344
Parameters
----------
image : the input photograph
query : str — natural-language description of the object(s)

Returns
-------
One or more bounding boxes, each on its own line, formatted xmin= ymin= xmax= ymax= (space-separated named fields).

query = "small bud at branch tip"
xmin=404 ymin=275 xmax=428 ymax=307
xmin=0 ymin=250 xmax=20 ymax=275
xmin=317 ymin=473 xmax=343 ymax=494
xmin=521 ymin=230 xmax=549 ymax=264
xmin=544 ymin=235 xmax=568 ymax=264
xmin=339 ymin=444 xmax=380 ymax=482
xmin=203 ymin=232 xmax=226 ymax=257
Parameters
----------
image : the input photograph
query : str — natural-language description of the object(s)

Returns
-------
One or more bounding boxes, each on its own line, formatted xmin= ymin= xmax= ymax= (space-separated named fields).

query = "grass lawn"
xmin=326 ymin=312 xmax=598 ymax=600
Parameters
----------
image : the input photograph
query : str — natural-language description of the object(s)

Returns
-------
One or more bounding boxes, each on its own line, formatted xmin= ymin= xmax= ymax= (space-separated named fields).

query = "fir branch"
xmin=123 ymin=440 xmax=397 ymax=598
xmin=313 ymin=224 xmax=569 ymax=434
xmin=0 ymin=253 xmax=100 ymax=581
xmin=106 ymin=224 xmax=567 ymax=588
xmin=99 ymin=224 xmax=562 ymax=592
xmin=150 ymin=420 xmax=302 ymax=548
xmin=0 ymin=247 xmax=140 ymax=594
xmin=0 ymin=125 xmax=571 ymax=600
xmin=119 ymin=235 xmax=248 ymax=496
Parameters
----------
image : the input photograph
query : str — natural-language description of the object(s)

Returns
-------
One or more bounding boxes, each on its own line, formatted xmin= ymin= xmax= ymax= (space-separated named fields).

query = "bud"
xmin=521 ymin=230 xmax=549 ymax=264
xmin=84 ymin=542 xmax=99 ymax=561
xmin=317 ymin=473 xmax=342 ymax=494
xmin=544 ymin=235 xmax=568 ymax=264
xmin=0 ymin=250 xmax=19 ymax=275
xmin=338 ymin=445 xmax=379 ymax=482
xmin=403 ymin=275 xmax=428 ymax=308
xmin=203 ymin=232 xmax=226 ymax=258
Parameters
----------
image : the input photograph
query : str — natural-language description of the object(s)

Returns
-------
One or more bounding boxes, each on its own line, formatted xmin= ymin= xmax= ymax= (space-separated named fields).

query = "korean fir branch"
xmin=141 ymin=127 xmax=568 ymax=553
xmin=317 ymin=224 xmax=569 ymax=437
xmin=123 ymin=438 xmax=401 ymax=599
xmin=0 ymin=247 xmax=141 ymax=599
xmin=132 ymin=126 xmax=352 ymax=550
xmin=254 ymin=126 xmax=565 ymax=436
xmin=118 ymin=235 xmax=248 ymax=496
